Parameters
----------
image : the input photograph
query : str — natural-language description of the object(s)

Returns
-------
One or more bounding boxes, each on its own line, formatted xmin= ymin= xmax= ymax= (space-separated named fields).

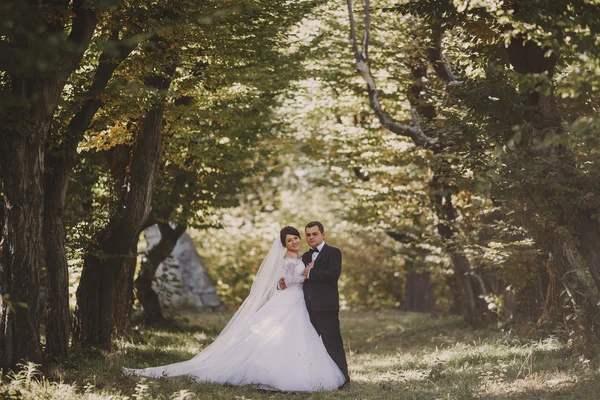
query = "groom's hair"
xmin=280 ymin=226 xmax=301 ymax=246
xmin=305 ymin=221 xmax=324 ymax=233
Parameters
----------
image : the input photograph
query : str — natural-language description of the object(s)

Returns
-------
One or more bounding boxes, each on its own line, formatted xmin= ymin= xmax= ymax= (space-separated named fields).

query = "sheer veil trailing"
xmin=124 ymin=238 xmax=286 ymax=378
xmin=197 ymin=237 xmax=286 ymax=342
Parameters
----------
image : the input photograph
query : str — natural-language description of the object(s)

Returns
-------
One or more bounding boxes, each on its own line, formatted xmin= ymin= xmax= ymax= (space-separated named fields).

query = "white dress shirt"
xmin=307 ymin=241 xmax=325 ymax=279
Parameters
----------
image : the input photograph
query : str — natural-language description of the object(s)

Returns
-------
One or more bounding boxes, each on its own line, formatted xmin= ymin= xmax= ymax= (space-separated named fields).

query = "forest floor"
xmin=2 ymin=310 xmax=600 ymax=399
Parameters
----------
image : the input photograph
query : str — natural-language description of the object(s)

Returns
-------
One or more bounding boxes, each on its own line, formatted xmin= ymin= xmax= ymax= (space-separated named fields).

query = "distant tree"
xmin=347 ymin=0 xmax=600 ymax=333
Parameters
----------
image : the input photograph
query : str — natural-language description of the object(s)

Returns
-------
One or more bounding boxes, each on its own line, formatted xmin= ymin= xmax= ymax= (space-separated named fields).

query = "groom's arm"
xmin=305 ymin=249 xmax=341 ymax=284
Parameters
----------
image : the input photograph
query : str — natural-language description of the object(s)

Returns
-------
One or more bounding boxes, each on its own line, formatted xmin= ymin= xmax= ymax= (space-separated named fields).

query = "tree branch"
xmin=362 ymin=0 xmax=370 ymax=61
xmin=67 ymin=0 xmax=98 ymax=48
xmin=427 ymin=26 xmax=462 ymax=87
xmin=45 ymin=28 xmax=138 ymax=211
xmin=347 ymin=0 xmax=438 ymax=148
xmin=61 ymin=29 xmax=138 ymax=157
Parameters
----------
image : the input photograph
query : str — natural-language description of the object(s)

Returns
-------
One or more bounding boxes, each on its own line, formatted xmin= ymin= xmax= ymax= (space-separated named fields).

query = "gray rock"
xmin=145 ymin=225 xmax=221 ymax=310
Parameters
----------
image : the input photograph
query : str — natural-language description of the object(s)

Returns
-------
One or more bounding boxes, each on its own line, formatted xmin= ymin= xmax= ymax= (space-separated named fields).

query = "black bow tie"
xmin=310 ymin=247 xmax=319 ymax=253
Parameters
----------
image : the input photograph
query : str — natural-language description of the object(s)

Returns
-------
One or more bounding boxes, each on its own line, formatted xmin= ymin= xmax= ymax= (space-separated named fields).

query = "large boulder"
xmin=144 ymin=225 xmax=221 ymax=310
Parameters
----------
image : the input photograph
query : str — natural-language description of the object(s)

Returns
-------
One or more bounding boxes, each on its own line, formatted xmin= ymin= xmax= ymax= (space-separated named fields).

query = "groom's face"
xmin=305 ymin=226 xmax=324 ymax=248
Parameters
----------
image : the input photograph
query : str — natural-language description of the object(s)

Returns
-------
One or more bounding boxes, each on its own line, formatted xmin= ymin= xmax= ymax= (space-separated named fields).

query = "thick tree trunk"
xmin=43 ymin=31 xmax=136 ymax=359
xmin=73 ymin=143 xmax=133 ymax=348
xmin=1 ymin=4 xmax=96 ymax=366
xmin=135 ymin=223 xmax=186 ymax=325
xmin=549 ymin=237 xmax=600 ymax=331
xmin=506 ymin=36 xmax=600 ymax=332
xmin=112 ymin=241 xmax=139 ymax=336
xmin=0 ymin=175 xmax=4 ymax=232
xmin=0 ymin=1 xmax=100 ymax=367
xmin=403 ymin=273 xmax=433 ymax=312
xmin=0 ymin=128 xmax=45 ymax=369
xmin=519 ymin=200 xmax=600 ymax=331
xmin=72 ymin=71 xmax=171 ymax=350
xmin=42 ymin=180 xmax=71 ymax=359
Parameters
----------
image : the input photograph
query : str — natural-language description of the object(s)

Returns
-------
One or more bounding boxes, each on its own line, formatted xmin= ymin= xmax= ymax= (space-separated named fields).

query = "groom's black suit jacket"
xmin=302 ymin=243 xmax=341 ymax=312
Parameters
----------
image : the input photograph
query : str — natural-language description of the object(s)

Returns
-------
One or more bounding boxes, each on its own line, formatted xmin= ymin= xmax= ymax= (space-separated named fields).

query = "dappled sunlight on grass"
xmin=3 ymin=310 xmax=600 ymax=399
xmin=341 ymin=311 xmax=600 ymax=399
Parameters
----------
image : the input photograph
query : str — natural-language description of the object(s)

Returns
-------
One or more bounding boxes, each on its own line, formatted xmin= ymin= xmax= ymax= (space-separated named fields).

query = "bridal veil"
xmin=124 ymin=238 xmax=286 ymax=377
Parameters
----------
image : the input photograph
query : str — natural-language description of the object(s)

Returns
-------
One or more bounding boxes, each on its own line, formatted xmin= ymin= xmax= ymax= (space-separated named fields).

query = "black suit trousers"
xmin=307 ymin=306 xmax=349 ymax=382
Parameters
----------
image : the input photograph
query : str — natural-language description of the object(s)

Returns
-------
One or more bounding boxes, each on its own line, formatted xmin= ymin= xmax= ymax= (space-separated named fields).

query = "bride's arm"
xmin=283 ymin=259 xmax=305 ymax=285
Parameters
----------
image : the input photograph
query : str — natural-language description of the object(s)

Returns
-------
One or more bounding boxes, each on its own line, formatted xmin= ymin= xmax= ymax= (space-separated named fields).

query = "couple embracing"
xmin=125 ymin=221 xmax=350 ymax=392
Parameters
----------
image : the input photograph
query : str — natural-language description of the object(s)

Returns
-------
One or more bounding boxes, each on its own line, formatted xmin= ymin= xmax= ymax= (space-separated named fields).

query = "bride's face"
xmin=284 ymin=234 xmax=301 ymax=252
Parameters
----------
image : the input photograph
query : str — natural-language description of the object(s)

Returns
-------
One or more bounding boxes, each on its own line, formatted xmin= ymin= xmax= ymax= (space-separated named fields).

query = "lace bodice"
xmin=282 ymin=257 xmax=305 ymax=287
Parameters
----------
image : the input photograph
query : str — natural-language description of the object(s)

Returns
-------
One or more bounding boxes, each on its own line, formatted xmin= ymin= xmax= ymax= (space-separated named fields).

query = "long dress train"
xmin=124 ymin=257 xmax=345 ymax=392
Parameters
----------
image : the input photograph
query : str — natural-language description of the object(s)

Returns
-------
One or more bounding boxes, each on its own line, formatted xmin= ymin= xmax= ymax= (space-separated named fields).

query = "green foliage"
xmin=53 ymin=0 xmax=322 ymax=278
xmin=273 ymin=0 xmax=457 ymax=309
xmin=280 ymin=0 xmax=600 ymax=325
xmin=2 ymin=0 xmax=599 ymax=365
xmin=188 ymin=147 xmax=409 ymax=309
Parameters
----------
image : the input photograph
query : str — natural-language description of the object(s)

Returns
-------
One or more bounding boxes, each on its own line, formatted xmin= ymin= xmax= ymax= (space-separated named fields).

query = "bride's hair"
xmin=280 ymin=226 xmax=301 ymax=246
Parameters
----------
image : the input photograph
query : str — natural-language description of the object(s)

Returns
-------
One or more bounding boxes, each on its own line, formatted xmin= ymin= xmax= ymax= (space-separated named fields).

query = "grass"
xmin=2 ymin=310 xmax=600 ymax=399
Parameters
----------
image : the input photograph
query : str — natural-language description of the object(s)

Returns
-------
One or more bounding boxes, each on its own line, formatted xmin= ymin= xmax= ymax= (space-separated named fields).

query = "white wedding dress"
xmin=124 ymin=245 xmax=345 ymax=392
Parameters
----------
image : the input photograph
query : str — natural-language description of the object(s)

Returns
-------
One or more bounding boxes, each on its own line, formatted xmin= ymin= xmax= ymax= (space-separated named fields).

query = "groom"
xmin=279 ymin=221 xmax=349 ymax=386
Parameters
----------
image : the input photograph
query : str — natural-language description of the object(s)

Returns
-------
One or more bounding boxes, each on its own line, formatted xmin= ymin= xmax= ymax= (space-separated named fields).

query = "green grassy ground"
xmin=2 ymin=310 xmax=600 ymax=399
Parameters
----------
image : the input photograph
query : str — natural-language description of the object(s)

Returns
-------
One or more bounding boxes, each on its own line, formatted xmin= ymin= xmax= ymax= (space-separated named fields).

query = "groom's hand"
xmin=279 ymin=277 xmax=287 ymax=290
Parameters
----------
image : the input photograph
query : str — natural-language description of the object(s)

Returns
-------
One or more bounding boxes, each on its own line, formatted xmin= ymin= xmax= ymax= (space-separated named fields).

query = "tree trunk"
xmin=444 ymin=274 xmax=462 ymax=314
xmin=549 ymin=237 xmax=600 ymax=331
xmin=403 ymin=273 xmax=433 ymax=312
xmin=430 ymin=175 xmax=482 ymax=327
xmin=450 ymin=253 xmax=480 ymax=327
xmin=42 ymin=177 xmax=71 ymax=359
xmin=72 ymin=71 xmax=171 ymax=350
xmin=0 ymin=179 xmax=4 ymax=232
xmin=112 ymin=241 xmax=139 ymax=336
xmin=576 ymin=212 xmax=600 ymax=295
xmin=519 ymin=198 xmax=600 ymax=331
xmin=0 ymin=128 xmax=45 ymax=369
xmin=0 ymin=5 xmax=97 ymax=367
xmin=506 ymin=36 xmax=600 ymax=331
xmin=403 ymin=49 xmax=478 ymax=320
xmin=0 ymin=2 xmax=101 ymax=367
xmin=135 ymin=223 xmax=186 ymax=325
xmin=43 ymin=31 xmax=136 ymax=359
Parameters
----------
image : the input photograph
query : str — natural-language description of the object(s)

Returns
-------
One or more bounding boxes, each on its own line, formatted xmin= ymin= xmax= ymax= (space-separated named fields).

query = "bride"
xmin=123 ymin=226 xmax=346 ymax=391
